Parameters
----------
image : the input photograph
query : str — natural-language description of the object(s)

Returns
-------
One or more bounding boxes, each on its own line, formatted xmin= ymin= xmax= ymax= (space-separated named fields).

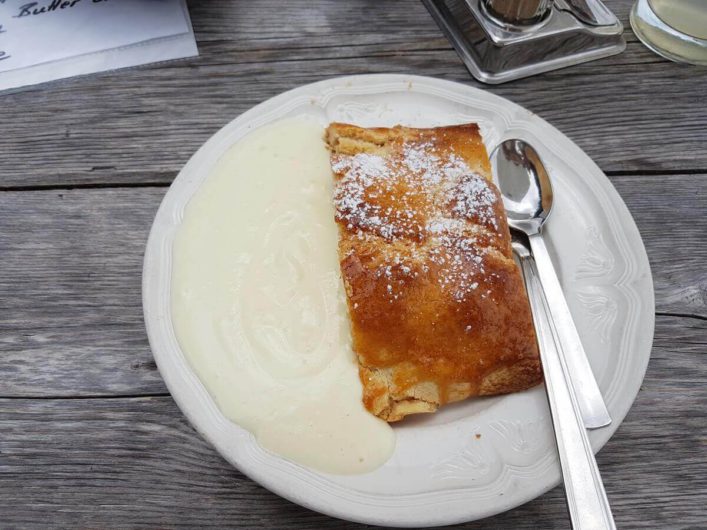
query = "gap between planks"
xmin=1 ymin=170 xmax=706 ymax=193
xmin=0 ymin=393 xmax=171 ymax=401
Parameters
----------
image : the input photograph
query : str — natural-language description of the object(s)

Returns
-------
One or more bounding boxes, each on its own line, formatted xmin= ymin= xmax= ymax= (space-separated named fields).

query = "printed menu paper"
xmin=0 ymin=0 xmax=198 ymax=92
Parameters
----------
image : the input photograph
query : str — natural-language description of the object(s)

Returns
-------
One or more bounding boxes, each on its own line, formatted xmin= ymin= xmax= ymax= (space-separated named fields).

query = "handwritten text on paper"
xmin=0 ymin=0 xmax=192 ymax=75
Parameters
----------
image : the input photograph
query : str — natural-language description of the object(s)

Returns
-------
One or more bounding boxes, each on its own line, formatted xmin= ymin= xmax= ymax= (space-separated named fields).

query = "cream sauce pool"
xmin=171 ymin=116 xmax=395 ymax=474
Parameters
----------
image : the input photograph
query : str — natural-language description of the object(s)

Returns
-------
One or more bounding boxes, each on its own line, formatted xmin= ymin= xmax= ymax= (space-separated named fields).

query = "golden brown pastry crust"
xmin=327 ymin=122 xmax=542 ymax=422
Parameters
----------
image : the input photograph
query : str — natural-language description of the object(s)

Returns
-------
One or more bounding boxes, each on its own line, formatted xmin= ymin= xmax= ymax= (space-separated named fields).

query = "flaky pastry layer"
xmin=327 ymin=122 xmax=542 ymax=422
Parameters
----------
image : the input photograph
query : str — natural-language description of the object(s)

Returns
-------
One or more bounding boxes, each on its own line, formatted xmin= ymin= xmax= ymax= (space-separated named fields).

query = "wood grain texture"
xmin=1 ymin=0 xmax=706 ymax=527
xmin=0 ymin=176 xmax=704 ymax=397
xmin=0 ymin=188 xmax=165 ymax=397
xmin=610 ymin=175 xmax=707 ymax=319
xmin=0 ymin=0 xmax=706 ymax=188
xmin=0 ymin=314 xmax=704 ymax=529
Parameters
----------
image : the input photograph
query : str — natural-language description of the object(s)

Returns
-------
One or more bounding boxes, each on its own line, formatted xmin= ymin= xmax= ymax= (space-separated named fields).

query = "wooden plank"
xmin=0 ymin=1 xmax=706 ymax=188
xmin=611 ymin=174 xmax=707 ymax=320
xmin=0 ymin=173 xmax=704 ymax=397
xmin=0 ymin=314 xmax=704 ymax=528
xmin=2 ymin=1 xmax=703 ymax=527
xmin=0 ymin=188 xmax=166 ymax=397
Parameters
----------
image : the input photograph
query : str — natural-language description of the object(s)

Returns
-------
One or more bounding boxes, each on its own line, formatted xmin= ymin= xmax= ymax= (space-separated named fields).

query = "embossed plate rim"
xmin=143 ymin=74 xmax=654 ymax=527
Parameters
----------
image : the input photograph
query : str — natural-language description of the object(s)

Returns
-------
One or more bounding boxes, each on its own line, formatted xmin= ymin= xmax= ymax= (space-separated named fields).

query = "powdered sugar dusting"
xmin=332 ymin=136 xmax=505 ymax=304
xmin=450 ymin=173 xmax=499 ymax=230
xmin=333 ymin=152 xmax=401 ymax=240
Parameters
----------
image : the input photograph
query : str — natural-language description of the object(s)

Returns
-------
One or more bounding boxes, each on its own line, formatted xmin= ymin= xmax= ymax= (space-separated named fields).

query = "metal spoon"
xmin=491 ymin=139 xmax=611 ymax=430
xmin=513 ymin=232 xmax=616 ymax=530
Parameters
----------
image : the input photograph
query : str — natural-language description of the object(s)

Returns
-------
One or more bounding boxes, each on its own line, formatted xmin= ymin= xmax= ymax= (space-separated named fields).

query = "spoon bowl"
xmin=491 ymin=139 xmax=553 ymax=235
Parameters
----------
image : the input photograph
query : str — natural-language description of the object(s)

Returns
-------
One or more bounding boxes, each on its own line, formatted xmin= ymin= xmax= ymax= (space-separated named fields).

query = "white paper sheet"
xmin=0 ymin=0 xmax=198 ymax=91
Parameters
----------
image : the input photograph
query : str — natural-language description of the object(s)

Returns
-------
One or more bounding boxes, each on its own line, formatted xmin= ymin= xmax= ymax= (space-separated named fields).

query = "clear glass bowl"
xmin=630 ymin=0 xmax=707 ymax=65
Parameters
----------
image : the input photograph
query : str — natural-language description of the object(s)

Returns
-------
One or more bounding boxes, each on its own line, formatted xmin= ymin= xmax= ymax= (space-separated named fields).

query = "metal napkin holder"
xmin=422 ymin=0 xmax=626 ymax=84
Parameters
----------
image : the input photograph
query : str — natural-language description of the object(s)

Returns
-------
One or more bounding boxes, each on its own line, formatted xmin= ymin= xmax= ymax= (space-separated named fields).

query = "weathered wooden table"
xmin=1 ymin=1 xmax=705 ymax=528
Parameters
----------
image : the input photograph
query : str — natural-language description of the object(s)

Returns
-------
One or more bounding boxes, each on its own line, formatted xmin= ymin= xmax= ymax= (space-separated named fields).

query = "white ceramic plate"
xmin=143 ymin=75 xmax=654 ymax=527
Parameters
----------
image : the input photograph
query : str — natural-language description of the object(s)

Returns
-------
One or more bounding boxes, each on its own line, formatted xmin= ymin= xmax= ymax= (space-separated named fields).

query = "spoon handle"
xmin=520 ymin=255 xmax=616 ymax=530
xmin=528 ymin=233 xmax=612 ymax=429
